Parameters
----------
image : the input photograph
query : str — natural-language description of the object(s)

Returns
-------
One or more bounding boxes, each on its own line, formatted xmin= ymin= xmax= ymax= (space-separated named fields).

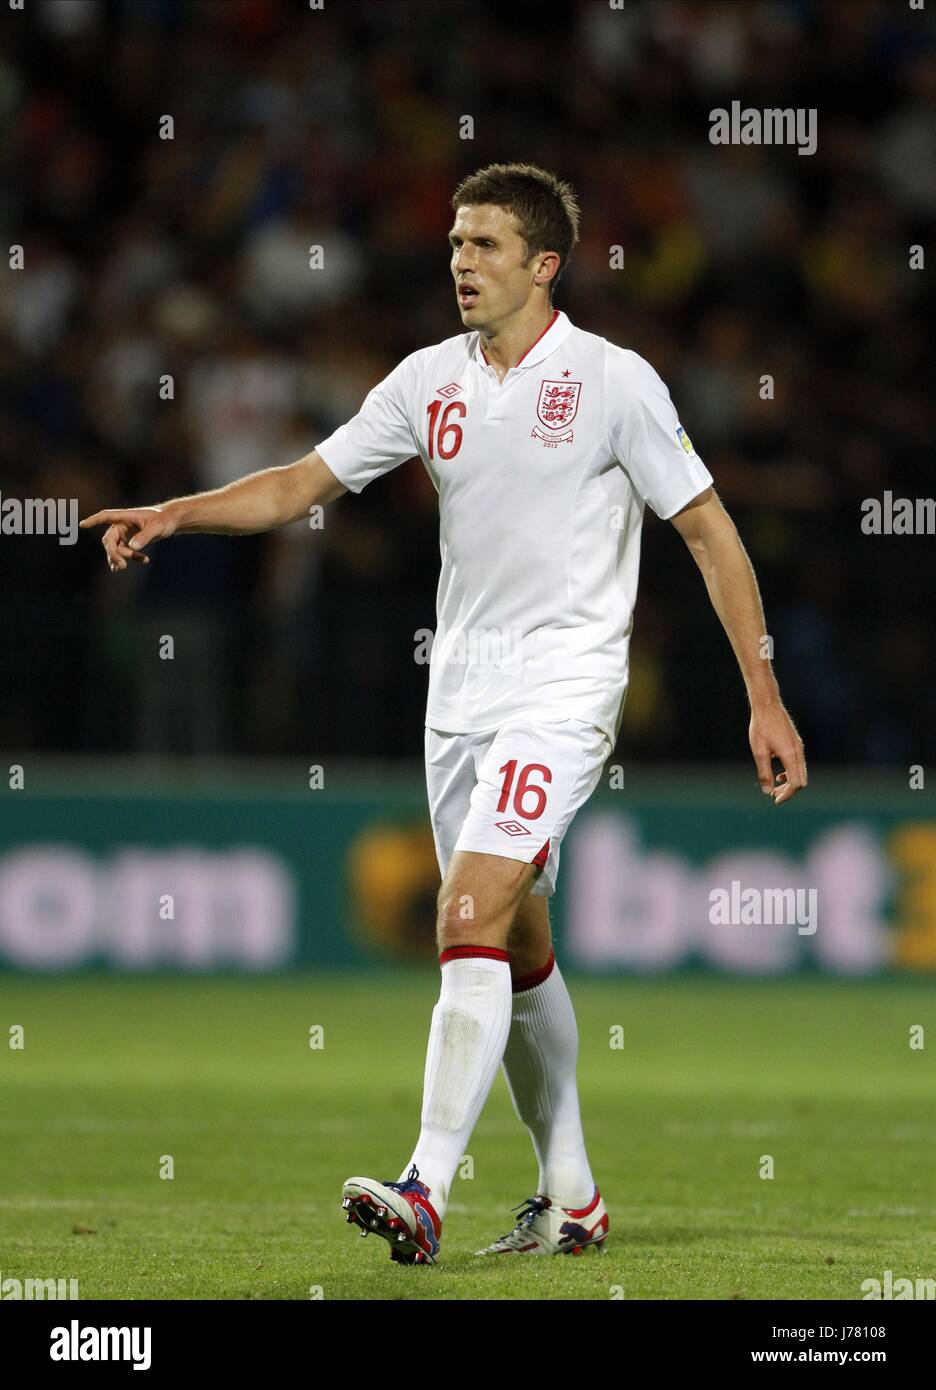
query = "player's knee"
xmin=436 ymin=882 xmax=479 ymax=946
xmin=435 ymin=854 xmax=538 ymax=950
xmin=435 ymin=881 xmax=505 ymax=950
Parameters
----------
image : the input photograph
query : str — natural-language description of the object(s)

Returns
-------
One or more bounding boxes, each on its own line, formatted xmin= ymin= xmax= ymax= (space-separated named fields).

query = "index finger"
xmin=780 ymin=741 xmax=807 ymax=797
xmin=773 ymin=757 xmax=803 ymax=803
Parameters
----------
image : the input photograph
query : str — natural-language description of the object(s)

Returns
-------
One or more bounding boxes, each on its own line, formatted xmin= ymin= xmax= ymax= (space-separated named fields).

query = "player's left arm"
xmin=669 ymin=486 xmax=807 ymax=804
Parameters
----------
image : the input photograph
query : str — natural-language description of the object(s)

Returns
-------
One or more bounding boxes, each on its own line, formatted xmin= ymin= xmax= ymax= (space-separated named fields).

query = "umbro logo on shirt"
xmin=436 ymin=382 xmax=463 ymax=399
xmin=495 ymin=820 xmax=532 ymax=837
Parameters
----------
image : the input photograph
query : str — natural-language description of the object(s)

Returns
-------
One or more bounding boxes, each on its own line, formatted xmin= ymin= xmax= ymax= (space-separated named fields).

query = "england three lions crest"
xmin=533 ymin=379 xmax=581 ymax=445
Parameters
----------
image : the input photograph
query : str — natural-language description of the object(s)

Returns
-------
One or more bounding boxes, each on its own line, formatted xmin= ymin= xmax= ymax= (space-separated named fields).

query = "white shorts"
xmin=425 ymin=717 xmax=612 ymax=896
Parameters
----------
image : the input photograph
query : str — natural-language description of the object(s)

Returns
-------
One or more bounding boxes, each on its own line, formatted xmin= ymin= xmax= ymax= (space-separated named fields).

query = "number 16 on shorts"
xmin=427 ymin=718 xmax=611 ymax=897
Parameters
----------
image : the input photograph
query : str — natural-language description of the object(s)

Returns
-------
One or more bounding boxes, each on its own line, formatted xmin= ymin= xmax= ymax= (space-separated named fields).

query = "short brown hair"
xmin=450 ymin=162 xmax=581 ymax=297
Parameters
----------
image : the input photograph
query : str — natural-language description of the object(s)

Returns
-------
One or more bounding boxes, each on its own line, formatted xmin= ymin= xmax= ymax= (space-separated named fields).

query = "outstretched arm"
xmin=80 ymin=449 xmax=346 ymax=571
xmin=669 ymin=487 xmax=807 ymax=804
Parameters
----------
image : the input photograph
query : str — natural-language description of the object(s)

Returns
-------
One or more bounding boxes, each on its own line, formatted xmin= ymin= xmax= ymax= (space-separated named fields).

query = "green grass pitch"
xmin=2 ymin=973 xmax=934 ymax=1300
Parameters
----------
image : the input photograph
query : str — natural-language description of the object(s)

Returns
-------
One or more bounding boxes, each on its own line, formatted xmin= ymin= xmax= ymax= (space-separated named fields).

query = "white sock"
xmin=501 ymin=952 xmax=596 ymax=1208
xmin=401 ymin=948 xmax=512 ymax=1219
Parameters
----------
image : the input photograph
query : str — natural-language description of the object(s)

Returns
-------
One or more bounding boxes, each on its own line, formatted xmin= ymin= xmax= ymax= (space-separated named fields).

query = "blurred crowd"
xmin=1 ymin=0 xmax=934 ymax=766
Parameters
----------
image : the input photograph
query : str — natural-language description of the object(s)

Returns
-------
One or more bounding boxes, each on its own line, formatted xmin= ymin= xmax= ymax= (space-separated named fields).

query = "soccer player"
xmin=81 ymin=162 xmax=807 ymax=1266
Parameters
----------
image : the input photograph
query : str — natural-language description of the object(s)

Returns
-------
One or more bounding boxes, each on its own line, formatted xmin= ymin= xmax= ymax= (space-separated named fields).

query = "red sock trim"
xmin=512 ymin=948 xmax=555 ymax=994
xmin=439 ymin=945 xmax=511 ymax=966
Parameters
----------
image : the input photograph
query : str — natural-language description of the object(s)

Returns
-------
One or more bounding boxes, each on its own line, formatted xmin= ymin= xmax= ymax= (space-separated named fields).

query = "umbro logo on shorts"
xmin=495 ymin=820 xmax=532 ymax=837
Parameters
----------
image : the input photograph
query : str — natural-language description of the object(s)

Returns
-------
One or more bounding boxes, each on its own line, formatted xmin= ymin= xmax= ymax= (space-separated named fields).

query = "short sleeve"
xmin=315 ymin=354 xmax=419 ymax=494
xmin=606 ymin=348 xmax=713 ymax=520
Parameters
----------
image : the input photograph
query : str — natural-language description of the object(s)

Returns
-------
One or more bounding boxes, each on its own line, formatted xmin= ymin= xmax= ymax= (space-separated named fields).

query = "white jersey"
xmin=315 ymin=308 xmax=712 ymax=744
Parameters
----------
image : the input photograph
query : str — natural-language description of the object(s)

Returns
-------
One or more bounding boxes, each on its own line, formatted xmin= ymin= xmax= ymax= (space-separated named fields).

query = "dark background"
xmin=2 ymin=0 xmax=934 ymax=767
